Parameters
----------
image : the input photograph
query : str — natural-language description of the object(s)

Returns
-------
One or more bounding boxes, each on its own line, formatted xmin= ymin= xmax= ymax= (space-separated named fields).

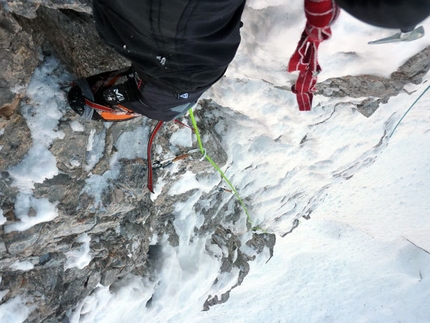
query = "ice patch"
xmin=69 ymin=120 xmax=85 ymax=132
xmin=0 ymin=277 xmax=8 ymax=301
xmin=141 ymin=240 xmax=221 ymax=322
xmin=20 ymin=58 xmax=66 ymax=146
xmin=86 ymin=129 xmax=96 ymax=152
xmin=169 ymin=127 xmax=192 ymax=148
xmin=0 ymin=280 xmax=31 ymax=323
xmin=168 ymin=171 xmax=200 ymax=196
xmin=85 ymin=129 xmax=106 ymax=172
xmin=5 ymin=56 xmax=70 ymax=236
xmin=70 ymin=159 xmax=81 ymax=168
xmin=150 ymin=177 xmax=165 ymax=201
xmin=81 ymin=174 xmax=109 ymax=209
xmin=5 ymin=193 xmax=58 ymax=233
xmin=0 ymin=209 xmax=6 ymax=225
xmin=210 ymin=267 xmax=240 ymax=297
xmin=80 ymin=122 xmax=150 ymax=206
xmin=9 ymin=260 xmax=34 ymax=271
xmin=0 ymin=297 xmax=31 ymax=323
xmin=69 ymin=275 xmax=155 ymax=323
xmin=168 ymin=171 xmax=220 ymax=196
xmin=115 ymin=124 xmax=150 ymax=160
xmin=173 ymin=191 xmax=205 ymax=243
xmin=64 ymin=233 xmax=93 ymax=270
xmin=8 ymin=144 xmax=59 ymax=192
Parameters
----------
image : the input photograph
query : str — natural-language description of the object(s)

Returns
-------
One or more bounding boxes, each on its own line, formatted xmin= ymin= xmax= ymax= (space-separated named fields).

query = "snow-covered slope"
xmin=70 ymin=5 xmax=430 ymax=322
xmin=1 ymin=1 xmax=430 ymax=322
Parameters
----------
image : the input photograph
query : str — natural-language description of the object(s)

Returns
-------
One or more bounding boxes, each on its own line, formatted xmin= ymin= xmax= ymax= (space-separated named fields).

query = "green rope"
xmin=189 ymin=109 xmax=265 ymax=233
xmin=389 ymin=84 xmax=430 ymax=138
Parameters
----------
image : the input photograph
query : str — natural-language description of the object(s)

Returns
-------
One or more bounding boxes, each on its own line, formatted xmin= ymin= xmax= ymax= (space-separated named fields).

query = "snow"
xmin=70 ymin=120 xmax=85 ymax=132
xmin=85 ymin=128 xmax=106 ymax=171
xmin=4 ymin=193 xmax=58 ymax=233
xmin=115 ymin=122 xmax=150 ymax=159
xmin=64 ymin=233 xmax=93 ymax=270
xmin=81 ymin=174 xmax=111 ymax=210
xmin=68 ymin=277 xmax=155 ymax=323
xmin=8 ymin=144 xmax=59 ymax=191
xmin=3 ymin=56 xmax=69 ymax=232
xmin=0 ymin=209 xmax=6 ymax=226
xmin=169 ymin=127 xmax=193 ymax=148
xmin=0 ymin=277 xmax=32 ymax=323
xmin=81 ymin=119 xmax=151 ymax=208
xmin=168 ymin=171 xmax=219 ymax=196
xmin=0 ymin=296 xmax=31 ymax=323
xmin=1 ymin=2 xmax=430 ymax=323
xmin=9 ymin=261 xmax=34 ymax=272
xmin=193 ymin=101 xmax=430 ymax=322
xmin=8 ymin=57 xmax=67 ymax=192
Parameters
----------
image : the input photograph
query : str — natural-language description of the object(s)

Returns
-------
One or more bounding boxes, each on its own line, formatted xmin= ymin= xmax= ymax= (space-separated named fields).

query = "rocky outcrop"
xmin=0 ymin=2 xmax=276 ymax=321
xmin=0 ymin=5 xmax=40 ymax=119
xmin=14 ymin=6 xmax=130 ymax=78
xmin=317 ymin=46 xmax=430 ymax=116
xmin=0 ymin=0 xmax=127 ymax=115
xmin=0 ymin=0 xmax=429 ymax=322
xmin=0 ymin=0 xmax=92 ymax=19
xmin=0 ymin=85 xmax=275 ymax=322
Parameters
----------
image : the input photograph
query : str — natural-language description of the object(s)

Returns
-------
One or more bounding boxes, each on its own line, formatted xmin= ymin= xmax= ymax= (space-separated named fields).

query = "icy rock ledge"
xmin=0 ymin=54 xmax=275 ymax=322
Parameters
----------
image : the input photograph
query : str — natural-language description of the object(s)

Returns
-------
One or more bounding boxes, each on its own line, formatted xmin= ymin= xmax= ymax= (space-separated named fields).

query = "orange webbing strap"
xmin=84 ymin=98 xmax=140 ymax=121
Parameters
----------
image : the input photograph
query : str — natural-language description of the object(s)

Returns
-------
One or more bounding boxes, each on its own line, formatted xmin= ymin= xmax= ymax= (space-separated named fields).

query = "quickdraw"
xmin=146 ymin=120 xmax=164 ymax=193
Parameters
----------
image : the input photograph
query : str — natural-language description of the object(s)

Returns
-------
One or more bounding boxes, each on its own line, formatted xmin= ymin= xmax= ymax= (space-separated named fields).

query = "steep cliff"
xmin=0 ymin=3 xmax=277 ymax=322
xmin=1 ymin=1 xmax=429 ymax=322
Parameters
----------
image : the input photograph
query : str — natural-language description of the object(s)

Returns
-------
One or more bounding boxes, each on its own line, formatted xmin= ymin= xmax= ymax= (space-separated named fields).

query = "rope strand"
xmin=389 ymin=85 xmax=430 ymax=138
xmin=189 ymin=109 xmax=266 ymax=233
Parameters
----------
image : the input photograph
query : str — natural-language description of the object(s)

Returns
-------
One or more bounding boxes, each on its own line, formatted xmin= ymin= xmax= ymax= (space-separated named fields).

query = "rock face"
xmin=0 ymin=1 xmax=429 ymax=322
xmin=1 ymin=0 xmax=92 ymax=19
xmin=317 ymin=46 xmax=430 ymax=117
xmin=0 ymin=5 xmax=40 ymax=117
xmin=14 ymin=6 xmax=130 ymax=78
xmin=0 ymin=70 xmax=276 ymax=321
xmin=0 ymin=2 xmax=277 ymax=322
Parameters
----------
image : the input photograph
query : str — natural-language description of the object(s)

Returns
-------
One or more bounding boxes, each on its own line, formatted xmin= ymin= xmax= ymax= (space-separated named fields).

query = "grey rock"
xmin=1 ymin=0 xmax=92 ymax=19
xmin=0 ymin=5 xmax=42 ymax=89
xmin=0 ymin=113 xmax=32 ymax=171
xmin=393 ymin=46 xmax=430 ymax=84
xmin=356 ymin=98 xmax=383 ymax=118
xmin=15 ymin=6 xmax=129 ymax=77
xmin=0 ymin=237 xmax=6 ymax=254
xmin=0 ymin=1 xmax=429 ymax=321
xmin=3 ymin=227 xmax=42 ymax=256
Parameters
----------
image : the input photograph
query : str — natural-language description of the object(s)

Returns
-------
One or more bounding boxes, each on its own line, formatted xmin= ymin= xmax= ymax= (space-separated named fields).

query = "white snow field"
xmin=1 ymin=1 xmax=430 ymax=323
